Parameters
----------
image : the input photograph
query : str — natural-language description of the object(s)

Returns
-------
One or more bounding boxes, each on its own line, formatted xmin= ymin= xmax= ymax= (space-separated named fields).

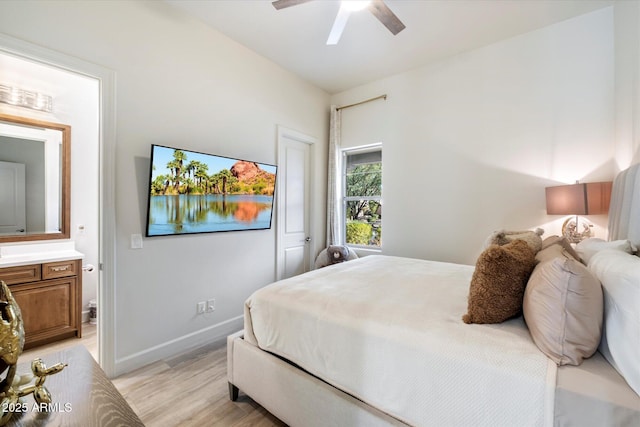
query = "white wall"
xmin=614 ymin=1 xmax=640 ymax=169
xmin=334 ymin=8 xmax=616 ymax=265
xmin=0 ymin=53 xmax=100 ymax=320
xmin=0 ymin=0 xmax=329 ymax=374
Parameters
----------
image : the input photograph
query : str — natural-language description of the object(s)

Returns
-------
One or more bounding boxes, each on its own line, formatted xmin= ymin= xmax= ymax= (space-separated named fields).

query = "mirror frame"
xmin=0 ymin=113 xmax=71 ymax=243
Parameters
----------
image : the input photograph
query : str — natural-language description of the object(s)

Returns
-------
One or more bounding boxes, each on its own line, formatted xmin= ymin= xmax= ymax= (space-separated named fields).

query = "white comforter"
xmin=245 ymin=255 xmax=556 ymax=426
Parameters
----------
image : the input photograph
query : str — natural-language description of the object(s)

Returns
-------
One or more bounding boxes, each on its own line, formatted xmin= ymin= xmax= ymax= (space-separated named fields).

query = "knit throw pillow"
xmin=463 ymin=239 xmax=536 ymax=324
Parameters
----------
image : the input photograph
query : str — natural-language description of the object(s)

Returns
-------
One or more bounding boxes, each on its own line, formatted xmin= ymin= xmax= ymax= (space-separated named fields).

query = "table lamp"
xmin=545 ymin=181 xmax=612 ymax=243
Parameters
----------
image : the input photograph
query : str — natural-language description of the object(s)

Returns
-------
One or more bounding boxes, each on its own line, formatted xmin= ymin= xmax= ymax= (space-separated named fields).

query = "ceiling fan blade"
xmin=368 ymin=0 xmax=406 ymax=35
xmin=326 ymin=5 xmax=351 ymax=45
xmin=272 ymin=0 xmax=314 ymax=10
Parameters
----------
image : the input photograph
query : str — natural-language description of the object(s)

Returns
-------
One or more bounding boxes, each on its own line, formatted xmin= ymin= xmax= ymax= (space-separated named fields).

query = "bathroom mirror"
xmin=0 ymin=113 xmax=70 ymax=243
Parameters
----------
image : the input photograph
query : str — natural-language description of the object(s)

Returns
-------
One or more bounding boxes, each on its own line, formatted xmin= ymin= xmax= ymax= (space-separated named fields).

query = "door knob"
xmin=305 ymin=237 xmax=311 ymax=243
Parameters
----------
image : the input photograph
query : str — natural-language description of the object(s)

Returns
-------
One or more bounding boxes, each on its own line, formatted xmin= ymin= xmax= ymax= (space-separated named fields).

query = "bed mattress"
xmin=244 ymin=255 xmax=556 ymax=426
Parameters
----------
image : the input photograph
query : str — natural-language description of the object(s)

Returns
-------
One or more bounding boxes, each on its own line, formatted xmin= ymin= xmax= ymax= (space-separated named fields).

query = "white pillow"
xmin=575 ymin=238 xmax=636 ymax=265
xmin=588 ymin=249 xmax=640 ymax=397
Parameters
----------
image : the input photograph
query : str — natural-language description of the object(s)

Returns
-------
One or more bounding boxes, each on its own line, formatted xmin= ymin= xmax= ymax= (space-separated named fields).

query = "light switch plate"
xmin=131 ymin=234 xmax=143 ymax=249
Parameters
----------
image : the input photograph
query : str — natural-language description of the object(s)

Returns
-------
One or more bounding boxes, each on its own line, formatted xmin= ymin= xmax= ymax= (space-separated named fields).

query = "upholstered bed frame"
xmin=227 ymin=330 xmax=407 ymax=426
xmin=227 ymin=163 xmax=640 ymax=427
xmin=608 ymin=163 xmax=640 ymax=247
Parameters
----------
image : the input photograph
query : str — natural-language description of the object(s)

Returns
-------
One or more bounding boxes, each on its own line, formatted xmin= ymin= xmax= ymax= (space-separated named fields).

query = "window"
xmin=342 ymin=145 xmax=382 ymax=248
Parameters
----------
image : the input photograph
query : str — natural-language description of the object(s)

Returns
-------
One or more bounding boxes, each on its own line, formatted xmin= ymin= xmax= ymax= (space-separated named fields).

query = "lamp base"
xmin=561 ymin=216 xmax=593 ymax=244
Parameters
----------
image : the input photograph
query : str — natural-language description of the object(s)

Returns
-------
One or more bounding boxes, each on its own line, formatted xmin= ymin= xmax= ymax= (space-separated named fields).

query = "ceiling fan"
xmin=272 ymin=0 xmax=406 ymax=45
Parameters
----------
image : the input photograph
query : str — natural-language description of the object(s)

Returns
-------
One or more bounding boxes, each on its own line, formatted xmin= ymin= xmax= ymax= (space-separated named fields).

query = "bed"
xmin=227 ymin=163 xmax=640 ymax=427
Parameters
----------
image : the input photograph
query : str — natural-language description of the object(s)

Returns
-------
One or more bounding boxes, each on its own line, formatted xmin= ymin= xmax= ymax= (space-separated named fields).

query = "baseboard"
xmin=114 ymin=315 xmax=243 ymax=376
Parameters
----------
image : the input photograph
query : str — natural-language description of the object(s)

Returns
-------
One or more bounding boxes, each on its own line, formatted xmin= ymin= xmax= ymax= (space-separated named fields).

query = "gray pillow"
xmin=484 ymin=228 xmax=544 ymax=254
xmin=540 ymin=235 xmax=581 ymax=262
xmin=524 ymin=253 xmax=603 ymax=365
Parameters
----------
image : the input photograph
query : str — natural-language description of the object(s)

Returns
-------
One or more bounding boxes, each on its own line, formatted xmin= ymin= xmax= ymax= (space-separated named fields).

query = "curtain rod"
xmin=336 ymin=94 xmax=387 ymax=111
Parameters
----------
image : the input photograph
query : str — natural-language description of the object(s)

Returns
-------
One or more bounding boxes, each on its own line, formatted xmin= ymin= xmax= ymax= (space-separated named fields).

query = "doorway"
xmin=276 ymin=126 xmax=316 ymax=280
xmin=0 ymin=34 xmax=116 ymax=376
xmin=0 ymin=161 xmax=25 ymax=235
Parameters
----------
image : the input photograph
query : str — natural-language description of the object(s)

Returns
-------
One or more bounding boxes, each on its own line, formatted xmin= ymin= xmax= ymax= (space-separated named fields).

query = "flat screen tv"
xmin=145 ymin=144 xmax=277 ymax=237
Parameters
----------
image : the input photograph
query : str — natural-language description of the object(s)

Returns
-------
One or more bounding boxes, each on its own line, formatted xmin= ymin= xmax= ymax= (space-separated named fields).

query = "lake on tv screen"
xmin=147 ymin=194 xmax=274 ymax=236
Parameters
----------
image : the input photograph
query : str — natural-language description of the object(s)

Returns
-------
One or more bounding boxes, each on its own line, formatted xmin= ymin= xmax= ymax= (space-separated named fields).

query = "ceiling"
xmin=165 ymin=0 xmax=614 ymax=94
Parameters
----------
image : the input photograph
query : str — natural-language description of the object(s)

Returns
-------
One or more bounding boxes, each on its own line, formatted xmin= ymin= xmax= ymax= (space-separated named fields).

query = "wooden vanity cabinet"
xmin=0 ymin=259 xmax=82 ymax=349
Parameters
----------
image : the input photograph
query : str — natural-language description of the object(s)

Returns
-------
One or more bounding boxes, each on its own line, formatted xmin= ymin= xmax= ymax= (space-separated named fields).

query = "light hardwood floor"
xmin=18 ymin=325 xmax=286 ymax=426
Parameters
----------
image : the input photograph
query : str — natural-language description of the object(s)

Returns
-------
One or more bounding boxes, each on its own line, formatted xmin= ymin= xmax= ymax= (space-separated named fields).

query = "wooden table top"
xmin=6 ymin=345 xmax=144 ymax=427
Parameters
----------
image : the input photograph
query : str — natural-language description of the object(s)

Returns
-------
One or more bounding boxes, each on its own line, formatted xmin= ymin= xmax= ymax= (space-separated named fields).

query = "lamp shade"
xmin=545 ymin=182 xmax=612 ymax=215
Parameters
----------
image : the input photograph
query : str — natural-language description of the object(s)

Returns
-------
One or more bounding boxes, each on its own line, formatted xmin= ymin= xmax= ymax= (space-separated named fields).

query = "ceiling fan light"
xmin=342 ymin=0 xmax=371 ymax=12
xmin=327 ymin=5 xmax=351 ymax=45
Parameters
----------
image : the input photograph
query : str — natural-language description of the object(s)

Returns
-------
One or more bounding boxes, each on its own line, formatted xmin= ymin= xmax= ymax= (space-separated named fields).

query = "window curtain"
xmin=326 ymin=105 xmax=343 ymax=246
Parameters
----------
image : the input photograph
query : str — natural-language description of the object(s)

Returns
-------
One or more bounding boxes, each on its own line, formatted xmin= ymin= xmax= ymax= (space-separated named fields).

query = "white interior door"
xmin=277 ymin=127 xmax=316 ymax=280
xmin=0 ymin=161 xmax=26 ymax=235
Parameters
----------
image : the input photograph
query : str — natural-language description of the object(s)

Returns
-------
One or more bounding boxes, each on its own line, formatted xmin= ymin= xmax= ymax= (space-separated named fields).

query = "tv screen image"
xmin=146 ymin=144 xmax=277 ymax=237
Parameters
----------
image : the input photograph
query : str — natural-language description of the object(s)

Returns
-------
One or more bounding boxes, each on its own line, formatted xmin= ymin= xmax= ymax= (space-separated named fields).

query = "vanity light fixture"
xmin=545 ymin=181 xmax=612 ymax=243
xmin=0 ymin=83 xmax=53 ymax=113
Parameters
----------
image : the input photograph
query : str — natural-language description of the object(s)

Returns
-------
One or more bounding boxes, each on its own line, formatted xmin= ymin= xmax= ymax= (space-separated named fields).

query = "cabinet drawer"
xmin=0 ymin=264 xmax=42 ymax=285
xmin=42 ymin=260 xmax=78 ymax=280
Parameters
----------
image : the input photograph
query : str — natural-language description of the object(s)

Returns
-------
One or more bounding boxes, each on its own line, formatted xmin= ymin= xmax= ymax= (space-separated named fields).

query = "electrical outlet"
xmin=206 ymin=299 xmax=215 ymax=313
xmin=196 ymin=301 xmax=206 ymax=314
